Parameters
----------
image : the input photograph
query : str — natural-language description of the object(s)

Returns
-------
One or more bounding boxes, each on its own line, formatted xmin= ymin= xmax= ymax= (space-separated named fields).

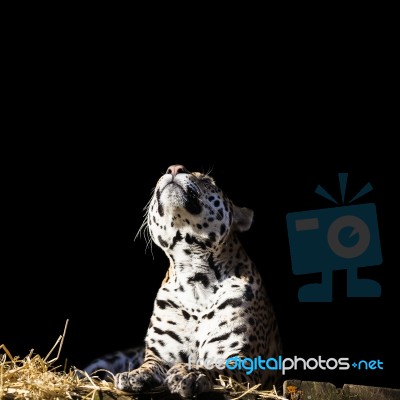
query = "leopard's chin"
xmin=161 ymin=184 xmax=186 ymax=208
xmin=161 ymin=183 xmax=202 ymax=216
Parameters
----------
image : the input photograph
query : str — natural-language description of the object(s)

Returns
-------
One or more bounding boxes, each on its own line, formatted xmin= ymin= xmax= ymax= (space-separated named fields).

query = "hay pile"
xmin=0 ymin=343 xmax=115 ymax=399
xmin=0 ymin=321 xmax=286 ymax=400
xmin=0 ymin=320 xmax=118 ymax=399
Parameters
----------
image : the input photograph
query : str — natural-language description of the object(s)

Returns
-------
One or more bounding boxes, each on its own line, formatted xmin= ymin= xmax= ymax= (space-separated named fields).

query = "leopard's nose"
xmin=166 ymin=165 xmax=188 ymax=177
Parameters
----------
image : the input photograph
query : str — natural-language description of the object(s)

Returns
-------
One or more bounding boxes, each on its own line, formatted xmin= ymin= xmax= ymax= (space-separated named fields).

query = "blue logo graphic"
xmin=286 ymin=173 xmax=382 ymax=302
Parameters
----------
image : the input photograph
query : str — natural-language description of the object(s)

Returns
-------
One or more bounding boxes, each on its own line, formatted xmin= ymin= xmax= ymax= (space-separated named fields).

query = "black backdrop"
xmin=2 ymin=141 xmax=397 ymax=390
xmin=1 ymin=34 xmax=398 ymax=390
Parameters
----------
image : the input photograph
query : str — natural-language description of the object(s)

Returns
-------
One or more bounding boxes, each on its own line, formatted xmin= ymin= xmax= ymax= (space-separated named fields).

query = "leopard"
xmin=84 ymin=164 xmax=282 ymax=398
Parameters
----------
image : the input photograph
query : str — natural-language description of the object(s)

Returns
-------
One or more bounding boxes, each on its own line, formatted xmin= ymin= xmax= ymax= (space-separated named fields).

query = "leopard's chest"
xmin=155 ymin=271 xmax=253 ymax=325
xmin=157 ymin=277 xmax=220 ymax=314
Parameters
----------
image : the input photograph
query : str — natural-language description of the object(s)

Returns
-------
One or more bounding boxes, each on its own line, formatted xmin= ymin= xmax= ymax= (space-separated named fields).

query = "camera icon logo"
xmin=286 ymin=173 xmax=382 ymax=302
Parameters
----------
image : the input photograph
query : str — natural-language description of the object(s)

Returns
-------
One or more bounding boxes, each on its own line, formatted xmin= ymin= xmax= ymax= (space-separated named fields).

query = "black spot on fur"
xmin=153 ymin=327 xmax=183 ymax=343
xmin=209 ymin=332 xmax=231 ymax=343
xmin=156 ymin=299 xmax=179 ymax=309
xmin=185 ymin=233 xmax=206 ymax=250
xmin=148 ymin=346 xmax=161 ymax=358
xmin=220 ymin=224 xmax=226 ymax=235
xmin=156 ymin=300 xmax=168 ymax=309
xmin=244 ymin=285 xmax=254 ymax=301
xmin=158 ymin=235 xmax=168 ymax=248
xmin=169 ymin=230 xmax=183 ymax=250
xmin=217 ymin=298 xmax=243 ymax=309
xmin=184 ymin=188 xmax=202 ymax=215
xmin=156 ymin=189 xmax=164 ymax=217
xmin=188 ymin=273 xmax=210 ymax=288
xmin=179 ymin=351 xmax=189 ymax=363
xmin=216 ymin=209 xmax=224 ymax=221
xmin=233 ymin=325 xmax=247 ymax=334
xmin=206 ymin=311 xmax=214 ymax=319
xmin=182 ymin=310 xmax=190 ymax=320
xmin=185 ymin=234 xmax=194 ymax=244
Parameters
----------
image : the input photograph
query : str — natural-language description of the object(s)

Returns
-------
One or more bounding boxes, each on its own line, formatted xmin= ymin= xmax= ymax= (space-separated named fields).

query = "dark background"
xmin=1 ymin=22 xmax=398 ymax=392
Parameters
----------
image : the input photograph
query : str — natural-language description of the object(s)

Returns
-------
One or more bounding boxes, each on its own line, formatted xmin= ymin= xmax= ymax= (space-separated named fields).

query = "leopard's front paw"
xmin=114 ymin=369 xmax=158 ymax=393
xmin=165 ymin=364 xmax=212 ymax=398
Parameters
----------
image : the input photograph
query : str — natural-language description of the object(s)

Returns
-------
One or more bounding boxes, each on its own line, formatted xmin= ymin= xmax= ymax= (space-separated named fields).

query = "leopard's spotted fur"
xmin=84 ymin=165 xmax=282 ymax=398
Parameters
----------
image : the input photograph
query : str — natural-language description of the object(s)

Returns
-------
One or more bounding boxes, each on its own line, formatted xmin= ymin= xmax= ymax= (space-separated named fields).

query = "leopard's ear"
xmin=232 ymin=205 xmax=254 ymax=232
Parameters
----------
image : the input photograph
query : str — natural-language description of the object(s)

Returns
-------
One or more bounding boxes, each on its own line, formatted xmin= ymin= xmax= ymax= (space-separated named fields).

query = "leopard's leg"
xmin=164 ymin=357 xmax=266 ymax=398
xmin=164 ymin=362 xmax=212 ymax=397
xmin=114 ymin=350 xmax=168 ymax=393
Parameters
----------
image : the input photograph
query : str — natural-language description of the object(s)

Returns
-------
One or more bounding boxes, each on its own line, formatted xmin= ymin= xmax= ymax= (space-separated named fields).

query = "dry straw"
xmin=1 ymin=320 xmax=286 ymax=400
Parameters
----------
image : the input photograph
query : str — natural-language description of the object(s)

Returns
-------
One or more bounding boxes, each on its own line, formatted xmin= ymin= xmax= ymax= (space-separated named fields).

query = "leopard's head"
xmin=141 ymin=165 xmax=253 ymax=253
